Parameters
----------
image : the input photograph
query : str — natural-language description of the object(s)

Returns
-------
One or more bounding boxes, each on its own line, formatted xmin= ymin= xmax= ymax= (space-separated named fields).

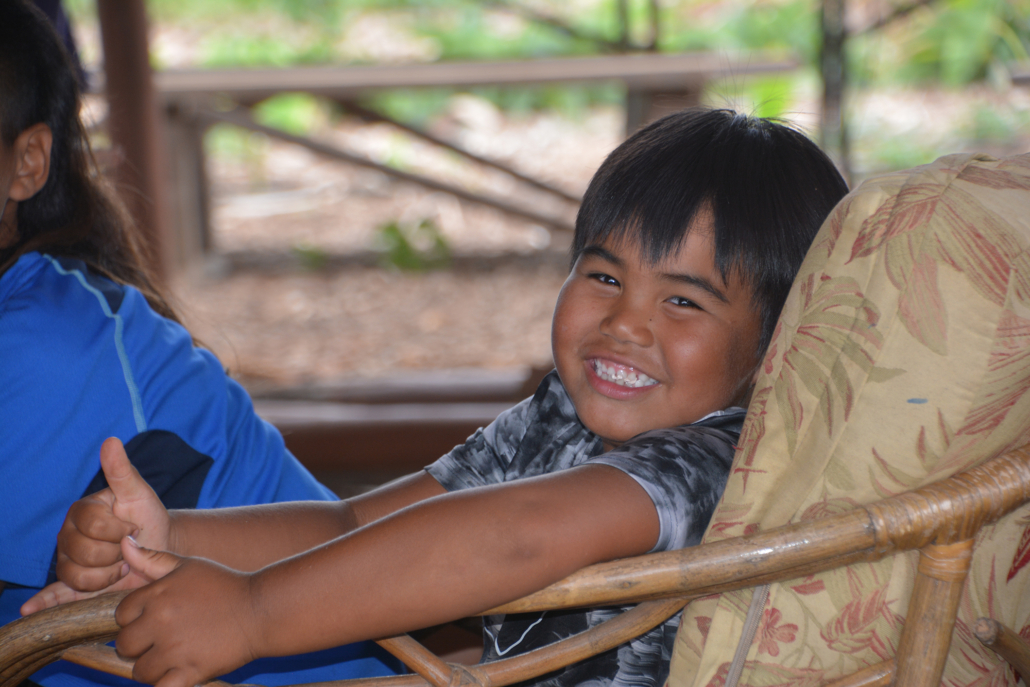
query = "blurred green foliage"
xmin=64 ymin=0 xmax=1030 ymax=170
xmin=291 ymin=242 xmax=331 ymax=270
xmin=374 ymin=219 xmax=451 ymax=271
xmin=200 ymin=33 xmax=335 ymax=68
xmin=852 ymin=0 xmax=1030 ymax=86
xmin=65 ymin=0 xmax=1030 ymax=93
xmin=205 ymin=123 xmax=270 ymax=186
xmin=966 ymin=103 xmax=1030 ymax=141
xmin=253 ymin=93 xmax=329 ymax=135
xmin=862 ymin=132 xmax=941 ymax=171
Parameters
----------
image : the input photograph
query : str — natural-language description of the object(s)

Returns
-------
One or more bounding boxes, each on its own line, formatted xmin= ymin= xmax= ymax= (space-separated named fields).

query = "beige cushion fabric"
xmin=669 ymin=152 xmax=1030 ymax=686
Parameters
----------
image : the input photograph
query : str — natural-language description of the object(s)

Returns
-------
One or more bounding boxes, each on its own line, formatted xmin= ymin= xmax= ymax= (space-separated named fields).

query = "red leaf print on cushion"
xmin=1008 ymin=523 xmax=1030 ymax=582
xmin=706 ymin=663 xmax=730 ymax=687
xmin=696 ymin=616 xmax=712 ymax=640
xmin=791 ymin=576 xmax=827 ymax=595
xmin=735 ymin=385 xmax=771 ymax=478
xmin=957 ymin=163 xmax=1030 ymax=191
xmin=898 ymin=251 xmax=947 ymax=355
xmin=848 ymin=173 xmax=1025 ymax=354
xmin=959 ymin=311 xmax=1030 ymax=441
xmin=820 ymin=584 xmax=894 ymax=660
xmin=757 ymin=608 xmax=798 ymax=657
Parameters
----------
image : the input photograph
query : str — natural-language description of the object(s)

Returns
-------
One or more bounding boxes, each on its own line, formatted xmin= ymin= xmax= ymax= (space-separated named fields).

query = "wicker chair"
xmin=1 ymin=447 xmax=1029 ymax=687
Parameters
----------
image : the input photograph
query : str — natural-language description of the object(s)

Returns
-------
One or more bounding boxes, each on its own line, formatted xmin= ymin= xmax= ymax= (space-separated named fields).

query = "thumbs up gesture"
xmin=22 ymin=437 xmax=172 ymax=614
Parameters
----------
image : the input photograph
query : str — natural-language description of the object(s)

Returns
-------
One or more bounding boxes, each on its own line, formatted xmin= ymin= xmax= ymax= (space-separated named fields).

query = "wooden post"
xmin=96 ymin=0 xmax=170 ymax=280
xmin=973 ymin=618 xmax=1030 ymax=678
xmin=894 ymin=540 xmax=974 ymax=687
xmin=819 ymin=0 xmax=851 ymax=183
xmin=163 ymin=103 xmax=212 ymax=263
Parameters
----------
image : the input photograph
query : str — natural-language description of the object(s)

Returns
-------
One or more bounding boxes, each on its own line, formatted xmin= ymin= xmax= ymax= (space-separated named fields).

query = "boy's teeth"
xmin=593 ymin=360 xmax=658 ymax=388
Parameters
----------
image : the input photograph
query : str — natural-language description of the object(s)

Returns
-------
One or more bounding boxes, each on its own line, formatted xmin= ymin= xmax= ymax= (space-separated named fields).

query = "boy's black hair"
xmin=573 ymin=108 xmax=849 ymax=354
xmin=0 ymin=0 xmax=180 ymax=323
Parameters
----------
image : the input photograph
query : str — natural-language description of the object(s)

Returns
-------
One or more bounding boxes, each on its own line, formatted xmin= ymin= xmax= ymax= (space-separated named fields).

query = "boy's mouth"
xmin=591 ymin=359 xmax=658 ymax=388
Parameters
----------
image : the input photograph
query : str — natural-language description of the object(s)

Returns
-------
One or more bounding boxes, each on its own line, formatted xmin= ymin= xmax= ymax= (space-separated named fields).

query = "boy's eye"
xmin=589 ymin=272 xmax=620 ymax=287
xmin=668 ymin=296 xmax=700 ymax=309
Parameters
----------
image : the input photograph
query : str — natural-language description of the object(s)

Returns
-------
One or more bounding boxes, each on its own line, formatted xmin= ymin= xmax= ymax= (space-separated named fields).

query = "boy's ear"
xmin=9 ymin=123 xmax=53 ymax=202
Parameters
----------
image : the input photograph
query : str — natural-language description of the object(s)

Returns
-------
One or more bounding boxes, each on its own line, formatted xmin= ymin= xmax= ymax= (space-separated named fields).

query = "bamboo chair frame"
xmin=3 ymin=445 xmax=1030 ymax=687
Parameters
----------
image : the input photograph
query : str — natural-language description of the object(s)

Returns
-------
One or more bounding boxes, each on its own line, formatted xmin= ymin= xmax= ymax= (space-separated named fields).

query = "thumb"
xmin=121 ymin=536 xmax=182 ymax=582
xmin=100 ymin=437 xmax=155 ymax=508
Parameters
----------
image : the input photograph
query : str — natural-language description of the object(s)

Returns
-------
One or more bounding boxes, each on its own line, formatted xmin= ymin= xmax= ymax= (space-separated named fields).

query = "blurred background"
xmin=63 ymin=0 xmax=1030 ymax=488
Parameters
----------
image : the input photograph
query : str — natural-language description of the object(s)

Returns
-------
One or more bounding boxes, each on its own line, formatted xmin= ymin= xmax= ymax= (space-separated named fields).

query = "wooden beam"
xmin=341 ymin=102 xmax=581 ymax=204
xmin=154 ymin=53 xmax=798 ymax=107
xmin=96 ymin=0 xmax=170 ymax=279
xmin=196 ymin=107 xmax=577 ymax=232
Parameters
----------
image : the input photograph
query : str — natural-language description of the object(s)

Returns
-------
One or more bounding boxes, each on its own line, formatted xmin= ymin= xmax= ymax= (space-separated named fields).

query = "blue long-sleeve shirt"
xmin=0 ymin=252 xmax=396 ymax=687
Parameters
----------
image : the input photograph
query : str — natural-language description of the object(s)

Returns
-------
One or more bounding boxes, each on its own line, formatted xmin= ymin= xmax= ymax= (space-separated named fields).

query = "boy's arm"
xmin=116 ymin=462 xmax=660 ymax=687
xmin=23 ymin=438 xmax=445 ymax=613
xmin=166 ymin=468 xmax=447 ymax=567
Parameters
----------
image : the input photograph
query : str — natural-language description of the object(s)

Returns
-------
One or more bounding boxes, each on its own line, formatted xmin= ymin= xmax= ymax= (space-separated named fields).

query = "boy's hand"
xmin=116 ymin=538 xmax=261 ymax=687
xmin=21 ymin=438 xmax=171 ymax=615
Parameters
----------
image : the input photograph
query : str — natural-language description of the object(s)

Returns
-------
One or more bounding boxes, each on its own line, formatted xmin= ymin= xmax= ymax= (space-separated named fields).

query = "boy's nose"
xmin=600 ymin=300 xmax=654 ymax=347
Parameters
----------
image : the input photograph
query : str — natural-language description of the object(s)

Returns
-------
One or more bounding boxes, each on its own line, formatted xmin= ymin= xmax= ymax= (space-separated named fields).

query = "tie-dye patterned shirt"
xmin=426 ymin=371 xmax=744 ymax=687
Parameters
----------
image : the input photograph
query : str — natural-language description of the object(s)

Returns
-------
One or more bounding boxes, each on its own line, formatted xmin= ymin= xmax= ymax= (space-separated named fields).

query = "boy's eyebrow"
xmin=661 ymin=271 xmax=730 ymax=303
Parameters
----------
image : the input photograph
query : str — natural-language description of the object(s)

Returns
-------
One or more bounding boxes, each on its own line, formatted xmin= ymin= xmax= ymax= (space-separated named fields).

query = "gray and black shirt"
xmin=426 ymin=372 xmax=744 ymax=687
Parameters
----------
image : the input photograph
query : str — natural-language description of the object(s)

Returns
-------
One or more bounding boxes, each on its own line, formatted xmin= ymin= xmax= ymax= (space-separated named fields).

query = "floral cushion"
xmin=669 ymin=152 xmax=1030 ymax=687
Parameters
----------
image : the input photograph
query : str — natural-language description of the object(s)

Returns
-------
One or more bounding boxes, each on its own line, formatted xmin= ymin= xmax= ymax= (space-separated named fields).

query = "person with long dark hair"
xmin=0 ymin=3 xmax=397 ymax=686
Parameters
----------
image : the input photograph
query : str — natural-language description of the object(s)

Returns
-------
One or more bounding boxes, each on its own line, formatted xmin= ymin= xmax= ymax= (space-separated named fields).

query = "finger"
xmin=59 ymin=532 xmax=127 ymax=570
xmin=55 ymin=552 xmax=129 ymax=593
xmin=20 ymin=581 xmax=102 ymax=615
xmin=65 ymin=496 xmax=138 ymax=545
xmin=121 ymin=537 xmax=183 ymax=583
xmin=101 ymin=438 xmax=157 ymax=510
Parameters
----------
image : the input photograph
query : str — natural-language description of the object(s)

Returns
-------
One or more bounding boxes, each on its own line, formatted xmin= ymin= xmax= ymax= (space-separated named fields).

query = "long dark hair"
xmin=0 ymin=0 xmax=180 ymax=323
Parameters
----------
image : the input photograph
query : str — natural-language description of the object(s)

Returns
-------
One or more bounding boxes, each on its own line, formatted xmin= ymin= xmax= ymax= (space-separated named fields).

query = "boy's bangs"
xmin=572 ymin=157 xmax=713 ymax=269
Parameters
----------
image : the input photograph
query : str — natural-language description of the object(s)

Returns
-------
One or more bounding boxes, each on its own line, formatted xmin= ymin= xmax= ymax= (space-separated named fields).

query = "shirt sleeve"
xmin=590 ymin=412 xmax=743 ymax=553
xmin=204 ymin=378 xmax=337 ymax=505
xmin=425 ymin=394 xmax=536 ymax=491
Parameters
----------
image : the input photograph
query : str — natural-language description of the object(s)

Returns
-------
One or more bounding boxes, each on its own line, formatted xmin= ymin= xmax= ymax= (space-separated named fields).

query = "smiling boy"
xmin=553 ymin=230 xmax=762 ymax=449
xmin=26 ymin=108 xmax=849 ymax=687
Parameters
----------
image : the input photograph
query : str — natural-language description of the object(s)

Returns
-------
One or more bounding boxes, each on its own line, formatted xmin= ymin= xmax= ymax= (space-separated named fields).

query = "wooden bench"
xmin=153 ymin=52 xmax=797 ymax=266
